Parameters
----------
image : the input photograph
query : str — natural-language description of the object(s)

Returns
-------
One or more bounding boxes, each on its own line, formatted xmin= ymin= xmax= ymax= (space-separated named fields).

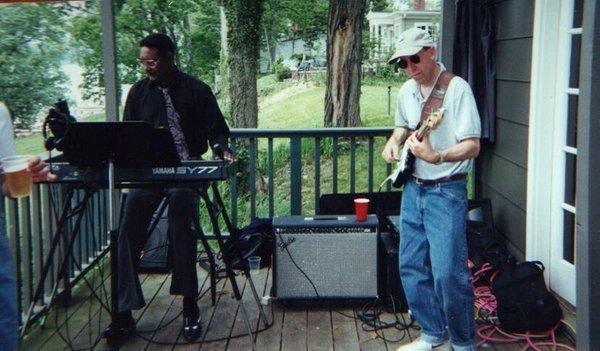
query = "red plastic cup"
xmin=354 ymin=198 xmax=370 ymax=222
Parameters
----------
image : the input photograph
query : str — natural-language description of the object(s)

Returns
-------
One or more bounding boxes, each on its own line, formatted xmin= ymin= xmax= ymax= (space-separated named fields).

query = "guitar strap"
xmin=420 ymin=70 xmax=455 ymax=123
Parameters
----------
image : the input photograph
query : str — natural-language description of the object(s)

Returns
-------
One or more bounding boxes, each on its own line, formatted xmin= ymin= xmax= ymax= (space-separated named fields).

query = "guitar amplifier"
xmin=272 ymin=215 xmax=379 ymax=300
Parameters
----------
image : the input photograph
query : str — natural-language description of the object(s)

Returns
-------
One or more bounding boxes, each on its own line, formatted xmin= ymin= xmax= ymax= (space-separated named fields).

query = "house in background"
xmin=367 ymin=0 xmax=441 ymax=61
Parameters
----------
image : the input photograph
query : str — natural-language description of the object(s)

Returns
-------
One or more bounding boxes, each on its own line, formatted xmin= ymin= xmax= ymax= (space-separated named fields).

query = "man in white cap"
xmin=381 ymin=28 xmax=481 ymax=351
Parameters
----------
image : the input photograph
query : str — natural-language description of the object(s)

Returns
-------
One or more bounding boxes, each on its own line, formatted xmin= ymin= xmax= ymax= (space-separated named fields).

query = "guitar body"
xmin=387 ymin=108 xmax=446 ymax=189
xmin=392 ymin=145 xmax=416 ymax=188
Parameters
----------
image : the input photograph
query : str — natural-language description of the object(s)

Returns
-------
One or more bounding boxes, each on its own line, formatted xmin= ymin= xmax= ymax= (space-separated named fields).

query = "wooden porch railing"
xmin=2 ymin=127 xmax=394 ymax=333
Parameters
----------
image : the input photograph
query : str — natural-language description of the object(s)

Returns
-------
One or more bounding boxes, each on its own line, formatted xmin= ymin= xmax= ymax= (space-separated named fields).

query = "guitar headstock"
xmin=425 ymin=108 xmax=445 ymax=130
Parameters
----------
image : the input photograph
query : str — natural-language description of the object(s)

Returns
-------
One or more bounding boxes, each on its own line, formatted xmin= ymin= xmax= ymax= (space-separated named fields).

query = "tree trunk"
xmin=324 ymin=0 xmax=366 ymax=127
xmin=223 ymin=0 xmax=262 ymax=128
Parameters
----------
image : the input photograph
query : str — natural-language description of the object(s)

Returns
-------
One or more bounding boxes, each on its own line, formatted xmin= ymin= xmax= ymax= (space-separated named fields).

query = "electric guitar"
xmin=387 ymin=108 xmax=446 ymax=188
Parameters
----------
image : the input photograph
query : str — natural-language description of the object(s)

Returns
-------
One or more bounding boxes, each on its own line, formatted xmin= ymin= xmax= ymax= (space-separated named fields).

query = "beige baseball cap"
xmin=388 ymin=27 xmax=436 ymax=64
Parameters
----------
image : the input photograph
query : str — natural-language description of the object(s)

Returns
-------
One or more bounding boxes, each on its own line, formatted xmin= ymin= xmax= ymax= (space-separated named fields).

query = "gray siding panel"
xmin=491 ymin=118 xmax=529 ymax=168
xmin=481 ymin=151 xmax=527 ymax=210
xmin=477 ymin=0 xmax=534 ymax=256
xmin=482 ymin=184 xmax=526 ymax=259
xmin=496 ymin=38 xmax=533 ymax=81
xmin=496 ymin=80 xmax=530 ymax=125
xmin=494 ymin=0 xmax=535 ymax=40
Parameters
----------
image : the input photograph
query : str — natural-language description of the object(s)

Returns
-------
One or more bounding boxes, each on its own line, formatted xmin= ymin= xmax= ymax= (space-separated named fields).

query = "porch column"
xmin=100 ymin=0 xmax=119 ymax=122
xmin=440 ymin=0 xmax=456 ymax=69
xmin=576 ymin=0 xmax=600 ymax=349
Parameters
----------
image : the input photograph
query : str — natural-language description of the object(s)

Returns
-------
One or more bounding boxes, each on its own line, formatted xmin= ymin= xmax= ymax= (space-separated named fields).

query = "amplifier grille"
xmin=274 ymin=231 xmax=378 ymax=300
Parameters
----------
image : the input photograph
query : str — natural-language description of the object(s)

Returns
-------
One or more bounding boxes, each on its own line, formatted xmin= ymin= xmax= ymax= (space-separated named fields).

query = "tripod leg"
xmin=208 ymin=183 xmax=270 ymax=327
xmin=245 ymin=269 xmax=271 ymax=328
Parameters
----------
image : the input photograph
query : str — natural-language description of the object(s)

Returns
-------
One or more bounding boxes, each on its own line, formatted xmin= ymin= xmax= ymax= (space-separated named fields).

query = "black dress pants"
xmin=117 ymin=187 xmax=200 ymax=312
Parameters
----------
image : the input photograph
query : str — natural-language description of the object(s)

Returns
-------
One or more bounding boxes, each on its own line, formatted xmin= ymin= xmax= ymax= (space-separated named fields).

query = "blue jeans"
xmin=0 ymin=197 xmax=19 ymax=350
xmin=399 ymin=178 xmax=474 ymax=351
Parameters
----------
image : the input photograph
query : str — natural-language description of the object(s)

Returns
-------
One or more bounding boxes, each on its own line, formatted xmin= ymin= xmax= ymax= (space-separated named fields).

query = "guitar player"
xmin=381 ymin=28 xmax=481 ymax=351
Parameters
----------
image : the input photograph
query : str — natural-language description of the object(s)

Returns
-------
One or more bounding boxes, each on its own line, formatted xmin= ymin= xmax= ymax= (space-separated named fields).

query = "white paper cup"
xmin=1 ymin=155 xmax=32 ymax=198
xmin=247 ymin=256 xmax=261 ymax=272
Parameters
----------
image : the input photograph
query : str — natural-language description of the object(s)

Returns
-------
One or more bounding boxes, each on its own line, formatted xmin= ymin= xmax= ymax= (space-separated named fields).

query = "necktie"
xmin=160 ymin=87 xmax=190 ymax=160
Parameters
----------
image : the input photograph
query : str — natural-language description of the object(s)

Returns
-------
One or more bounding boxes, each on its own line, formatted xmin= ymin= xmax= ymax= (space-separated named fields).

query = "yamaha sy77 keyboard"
xmin=48 ymin=158 xmax=229 ymax=187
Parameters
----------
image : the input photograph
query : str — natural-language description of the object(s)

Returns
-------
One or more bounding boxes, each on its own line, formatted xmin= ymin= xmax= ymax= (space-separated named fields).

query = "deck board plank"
xmin=146 ymin=267 xmax=223 ymax=351
xmin=306 ymin=308 xmax=333 ymax=351
xmin=20 ymin=260 xmax=114 ymax=350
xmin=197 ymin=273 xmax=242 ymax=351
xmin=254 ymin=268 xmax=284 ymax=351
xmin=353 ymin=308 xmax=388 ymax=351
xmin=24 ymin=263 xmax=575 ymax=351
xmin=331 ymin=309 xmax=360 ymax=351
xmin=281 ymin=306 xmax=307 ymax=351
xmin=226 ymin=269 xmax=270 ymax=351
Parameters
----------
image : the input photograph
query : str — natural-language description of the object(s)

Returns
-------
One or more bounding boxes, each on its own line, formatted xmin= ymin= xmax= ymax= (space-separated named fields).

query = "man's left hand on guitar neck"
xmin=405 ymin=133 xmax=442 ymax=164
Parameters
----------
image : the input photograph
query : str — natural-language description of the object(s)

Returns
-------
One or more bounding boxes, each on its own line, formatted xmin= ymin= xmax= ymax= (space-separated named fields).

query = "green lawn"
xmin=259 ymin=84 xmax=396 ymax=128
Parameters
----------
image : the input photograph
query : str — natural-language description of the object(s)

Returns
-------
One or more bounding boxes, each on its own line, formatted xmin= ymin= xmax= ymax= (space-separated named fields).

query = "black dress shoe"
xmin=182 ymin=316 xmax=202 ymax=341
xmin=102 ymin=316 xmax=136 ymax=348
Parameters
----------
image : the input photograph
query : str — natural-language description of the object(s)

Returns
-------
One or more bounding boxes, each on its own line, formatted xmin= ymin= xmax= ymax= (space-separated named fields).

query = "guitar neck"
xmin=415 ymin=125 xmax=432 ymax=141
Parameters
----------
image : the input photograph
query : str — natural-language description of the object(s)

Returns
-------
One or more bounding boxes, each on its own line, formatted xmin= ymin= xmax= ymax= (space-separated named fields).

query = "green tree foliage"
xmin=369 ymin=0 xmax=391 ymax=12
xmin=0 ymin=4 xmax=68 ymax=129
xmin=70 ymin=0 xmax=220 ymax=102
xmin=261 ymin=0 xmax=328 ymax=68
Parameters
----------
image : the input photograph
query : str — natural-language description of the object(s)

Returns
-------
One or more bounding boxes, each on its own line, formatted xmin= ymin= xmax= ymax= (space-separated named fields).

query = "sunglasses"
xmin=397 ymin=54 xmax=421 ymax=69
xmin=139 ymin=58 xmax=159 ymax=68
xmin=395 ymin=47 xmax=430 ymax=69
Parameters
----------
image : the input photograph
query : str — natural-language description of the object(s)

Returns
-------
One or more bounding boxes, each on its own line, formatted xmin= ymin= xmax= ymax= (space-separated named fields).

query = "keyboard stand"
xmin=20 ymin=185 xmax=102 ymax=337
xmin=196 ymin=182 xmax=270 ymax=351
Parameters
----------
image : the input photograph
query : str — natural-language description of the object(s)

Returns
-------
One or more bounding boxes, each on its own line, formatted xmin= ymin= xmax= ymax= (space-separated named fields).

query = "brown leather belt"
xmin=413 ymin=173 xmax=467 ymax=186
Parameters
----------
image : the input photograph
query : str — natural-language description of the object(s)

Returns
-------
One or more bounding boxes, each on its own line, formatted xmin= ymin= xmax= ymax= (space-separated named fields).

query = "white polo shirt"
xmin=394 ymin=63 xmax=481 ymax=180
xmin=0 ymin=102 xmax=15 ymax=160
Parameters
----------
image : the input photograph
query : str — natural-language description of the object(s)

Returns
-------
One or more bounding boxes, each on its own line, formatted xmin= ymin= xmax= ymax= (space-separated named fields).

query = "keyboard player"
xmin=103 ymin=33 xmax=233 ymax=346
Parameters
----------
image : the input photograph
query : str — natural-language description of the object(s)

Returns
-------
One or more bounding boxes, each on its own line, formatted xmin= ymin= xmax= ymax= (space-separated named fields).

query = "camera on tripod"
xmin=43 ymin=99 xmax=77 ymax=152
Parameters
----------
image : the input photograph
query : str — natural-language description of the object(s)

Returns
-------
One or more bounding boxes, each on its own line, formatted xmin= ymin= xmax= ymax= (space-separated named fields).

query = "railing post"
xmin=388 ymin=85 xmax=392 ymax=116
xmin=268 ymin=138 xmax=274 ymax=218
xmin=7 ymin=199 xmax=22 ymax=323
xmin=314 ymin=137 xmax=321 ymax=214
xmin=230 ymin=137 xmax=238 ymax=227
xmin=368 ymin=137 xmax=374 ymax=192
xmin=21 ymin=197 xmax=32 ymax=312
xmin=57 ymin=186 xmax=71 ymax=307
xmin=249 ymin=138 xmax=257 ymax=219
xmin=290 ymin=137 xmax=302 ymax=215
xmin=333 ymin=137 xmax=338 ymax=194
xmin=350 ymin=137 xmax=356 ymax=193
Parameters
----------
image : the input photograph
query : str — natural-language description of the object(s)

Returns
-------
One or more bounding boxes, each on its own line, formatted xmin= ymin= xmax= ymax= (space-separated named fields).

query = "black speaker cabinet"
xmin=272 ymin=215 xmax=379 ymax=300
xmin=379 ymin=230 xmax=408 ymax=312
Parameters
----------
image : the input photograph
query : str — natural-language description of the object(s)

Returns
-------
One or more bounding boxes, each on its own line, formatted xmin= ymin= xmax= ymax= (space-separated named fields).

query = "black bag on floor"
xmin=492 ymin=261 xmax=562 ymax=333
xmin=466 ymin=225 xmax=511 ymax=269
xmin=222 ymin=218 xmax=274 ymax=270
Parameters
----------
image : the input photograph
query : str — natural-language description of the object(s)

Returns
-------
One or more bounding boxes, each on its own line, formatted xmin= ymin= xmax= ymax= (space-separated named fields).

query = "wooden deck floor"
xmin=21 ymin=262 xmax=574 ymax=351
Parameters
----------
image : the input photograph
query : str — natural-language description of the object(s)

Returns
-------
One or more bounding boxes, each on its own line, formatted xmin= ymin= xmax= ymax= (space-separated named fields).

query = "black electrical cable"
xmin=274 ymin=208 xmax=422 ymax=346
xmin=134 ymin=273 xmax=275 ymax=346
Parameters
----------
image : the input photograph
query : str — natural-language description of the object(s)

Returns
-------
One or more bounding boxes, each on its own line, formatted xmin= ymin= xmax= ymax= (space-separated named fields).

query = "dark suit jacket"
xmin=123 ymin=69 xmax=230 ymax=158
